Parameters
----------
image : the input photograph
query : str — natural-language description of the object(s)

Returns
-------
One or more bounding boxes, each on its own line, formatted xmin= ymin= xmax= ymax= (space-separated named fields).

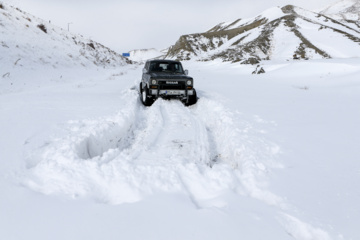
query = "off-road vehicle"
xmin=140 ymin=59 xmax=197 ymax=106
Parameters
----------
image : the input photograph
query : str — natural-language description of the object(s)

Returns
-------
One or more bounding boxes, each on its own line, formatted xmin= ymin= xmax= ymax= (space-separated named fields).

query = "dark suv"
xmin=140 ymin=59 xmax=197 ymax=106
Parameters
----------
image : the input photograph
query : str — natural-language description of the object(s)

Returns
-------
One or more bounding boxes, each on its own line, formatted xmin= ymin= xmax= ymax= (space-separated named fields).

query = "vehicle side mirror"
xmin=184 ymin=70 xmax=189 ymax=75
xmin=142 ymin=68 xmax=147 ymax=74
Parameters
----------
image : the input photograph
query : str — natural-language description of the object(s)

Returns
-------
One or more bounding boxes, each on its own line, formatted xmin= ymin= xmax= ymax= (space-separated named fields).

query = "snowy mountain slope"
xmin=0 ymin=2 xmax=131 ymax=93
xmin=165 ymin=5 xmax=360 ymax=63
xmin=128 ymin=48 xmax=168 ymax=62
xmin=321 ymin=0 xmax=360 ymax=23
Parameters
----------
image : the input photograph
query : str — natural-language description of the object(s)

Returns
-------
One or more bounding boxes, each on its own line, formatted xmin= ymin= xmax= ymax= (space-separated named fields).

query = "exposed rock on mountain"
xmin=165 ymin=5 xmax=360 ymax=63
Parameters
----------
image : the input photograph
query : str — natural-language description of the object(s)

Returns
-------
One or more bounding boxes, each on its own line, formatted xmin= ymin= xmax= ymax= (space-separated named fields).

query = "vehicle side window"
xmin=150 ymin=62 xmax=156 ymax=71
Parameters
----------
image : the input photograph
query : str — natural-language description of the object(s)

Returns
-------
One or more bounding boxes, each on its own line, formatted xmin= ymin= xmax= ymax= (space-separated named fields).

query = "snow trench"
xmin=22 ymin=88 xmax=282 ymax=206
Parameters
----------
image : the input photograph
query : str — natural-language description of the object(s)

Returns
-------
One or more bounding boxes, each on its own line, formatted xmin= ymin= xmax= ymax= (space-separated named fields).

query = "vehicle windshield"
xmin=149 ymin=62 xmax=184 ymax=73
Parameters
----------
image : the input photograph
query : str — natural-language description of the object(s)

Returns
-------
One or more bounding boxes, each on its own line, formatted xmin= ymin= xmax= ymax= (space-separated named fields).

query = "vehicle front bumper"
xmin=150 ymin=89 xmax=194 ymax=97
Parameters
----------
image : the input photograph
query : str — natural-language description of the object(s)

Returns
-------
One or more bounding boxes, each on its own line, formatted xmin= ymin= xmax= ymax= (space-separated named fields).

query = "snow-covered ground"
xmin=1 ymin=57 xmax=360 ymax=240
xmin=1 ymin=2 xmax=360 ymax=240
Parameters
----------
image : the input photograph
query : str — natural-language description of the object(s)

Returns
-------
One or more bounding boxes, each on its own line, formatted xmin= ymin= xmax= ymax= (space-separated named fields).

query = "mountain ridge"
xmin=164 ymin=4 xmax=360 ymax=64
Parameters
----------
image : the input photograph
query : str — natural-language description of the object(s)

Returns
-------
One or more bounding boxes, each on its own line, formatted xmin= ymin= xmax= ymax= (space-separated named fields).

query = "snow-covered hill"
xmin=0 ymin=2 xmax=131 ymax=93
xmin=166 ymin=5 xmax=360 ymax=63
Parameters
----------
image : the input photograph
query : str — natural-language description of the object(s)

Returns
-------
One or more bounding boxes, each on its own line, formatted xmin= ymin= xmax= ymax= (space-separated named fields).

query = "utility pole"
xmin=67 ymin=22 xmax=73 ymax=31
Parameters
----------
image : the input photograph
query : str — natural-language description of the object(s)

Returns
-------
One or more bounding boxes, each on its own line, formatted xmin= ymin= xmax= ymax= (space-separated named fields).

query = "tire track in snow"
xmin=22 ymin=88 xmax=281 ymax=206
xmin=189 ymin=96 xmax=284 ymax=205
xmin=188 ymin=97 xmax=334 ymax=239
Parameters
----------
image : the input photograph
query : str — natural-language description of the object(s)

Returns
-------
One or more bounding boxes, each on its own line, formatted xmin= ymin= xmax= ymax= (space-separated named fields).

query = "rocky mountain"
xmin=0 ymin=2 xmax=131 ymax=71
xmin=320 ymin=0 xmax=360 ymax=29
xmin=165 ymin=5 xmax=360 ymax=64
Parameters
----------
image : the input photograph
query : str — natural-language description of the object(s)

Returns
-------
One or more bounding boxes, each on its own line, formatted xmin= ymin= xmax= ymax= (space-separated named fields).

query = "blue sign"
xmin=122 ymin=53 xmax=130 ymax=57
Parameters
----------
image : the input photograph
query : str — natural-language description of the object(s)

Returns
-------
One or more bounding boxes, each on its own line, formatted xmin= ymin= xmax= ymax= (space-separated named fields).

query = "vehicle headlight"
xmin=186 ymin=80 xmax=192 ymax=85
xmin=151 ymin=79 xmax=157 ymax=85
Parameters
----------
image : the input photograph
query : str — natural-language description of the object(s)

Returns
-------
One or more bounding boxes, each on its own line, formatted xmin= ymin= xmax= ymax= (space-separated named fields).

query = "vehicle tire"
xmin=140 ymin=83 xmax=154 ymax=106
xmin=185 ymin=89 xmax=197 ymax=106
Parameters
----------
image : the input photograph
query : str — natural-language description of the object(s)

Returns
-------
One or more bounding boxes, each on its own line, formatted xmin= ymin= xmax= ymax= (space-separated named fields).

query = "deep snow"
xmin=1 ymin=58 xmax=360 ymax=240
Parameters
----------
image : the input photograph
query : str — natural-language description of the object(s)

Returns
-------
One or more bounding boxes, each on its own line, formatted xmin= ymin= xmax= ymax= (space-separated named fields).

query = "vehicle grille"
xmin=158 ymin=81 xmax=185 ymax=90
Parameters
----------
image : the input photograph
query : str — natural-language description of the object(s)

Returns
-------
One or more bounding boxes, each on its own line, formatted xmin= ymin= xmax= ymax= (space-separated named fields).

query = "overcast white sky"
xmin=6 ymin=0 xmax=339 ymax=53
